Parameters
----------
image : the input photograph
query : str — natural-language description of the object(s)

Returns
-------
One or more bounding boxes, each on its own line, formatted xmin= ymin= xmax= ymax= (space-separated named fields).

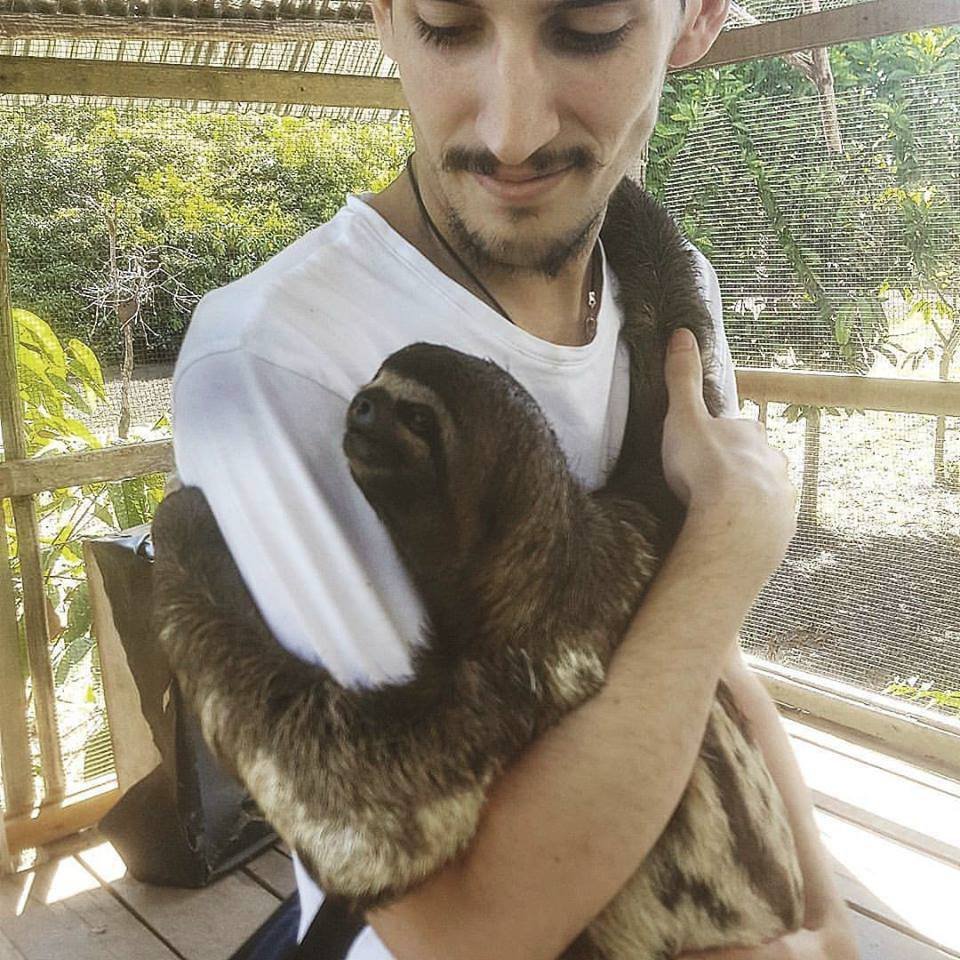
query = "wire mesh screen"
xmin=726 ymin=0 xmax=871 ymax=26
xmin=740 ymin=405 xmax=960 ymax=703
xmin=657 ymin=44 xmax=960 ymax=715
xmin=0 ymin=93 xmax=413 ymax=805
xmin=2 ymin=474 xmax=168 ymax=807
xmin=1 ymin=97 xmax=413 ymax=446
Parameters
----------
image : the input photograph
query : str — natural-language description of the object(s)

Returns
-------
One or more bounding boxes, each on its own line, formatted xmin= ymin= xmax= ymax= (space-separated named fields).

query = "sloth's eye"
xmin=398 ymin=401 xmax=438 ymax=442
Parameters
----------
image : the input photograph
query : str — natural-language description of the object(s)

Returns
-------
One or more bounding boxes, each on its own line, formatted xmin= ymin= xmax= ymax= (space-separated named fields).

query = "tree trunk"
xmin=802 ymin=0 xmax=843 ymax=155
xmin=106 ymin=206 xmax=137 ymax=440
xmin=799 ymin=406 xmax=822 ymax=530
xmin=118 ymin=299 xmax=135 ymax=440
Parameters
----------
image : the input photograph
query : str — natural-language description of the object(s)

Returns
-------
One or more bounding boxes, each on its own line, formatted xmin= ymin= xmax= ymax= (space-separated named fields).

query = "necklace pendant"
xmin=584 ymin=314 xmax=597 ymax=341
xmin=588 ymin=291 xmax=598 ymax=309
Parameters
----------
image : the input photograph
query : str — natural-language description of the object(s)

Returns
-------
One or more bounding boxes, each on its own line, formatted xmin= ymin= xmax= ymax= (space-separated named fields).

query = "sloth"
xmin=151 ymin=177 xmax=804 ymax=959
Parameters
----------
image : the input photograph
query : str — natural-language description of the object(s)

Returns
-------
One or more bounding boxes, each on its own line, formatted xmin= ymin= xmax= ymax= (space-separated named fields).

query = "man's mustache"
xmin=442 ymin=146 xmax=599 ymax=177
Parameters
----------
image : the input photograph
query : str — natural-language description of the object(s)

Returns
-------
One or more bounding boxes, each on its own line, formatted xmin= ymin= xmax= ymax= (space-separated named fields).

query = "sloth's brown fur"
xmin=151 ymin=178 xmax=804 ymax=959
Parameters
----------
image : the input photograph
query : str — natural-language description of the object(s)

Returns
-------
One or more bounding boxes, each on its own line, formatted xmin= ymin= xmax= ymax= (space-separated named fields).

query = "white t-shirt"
xmin=171 ymin=191 xmax=740 ymax=957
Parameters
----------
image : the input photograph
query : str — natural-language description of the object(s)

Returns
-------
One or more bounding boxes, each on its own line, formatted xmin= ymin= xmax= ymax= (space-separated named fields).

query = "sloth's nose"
xmin=348 ymin=388 xmax=391 ymax=432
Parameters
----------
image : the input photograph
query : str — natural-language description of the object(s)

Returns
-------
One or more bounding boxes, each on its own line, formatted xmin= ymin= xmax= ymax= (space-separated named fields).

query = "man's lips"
xmin=493 ymin=168 xmax=564 ymax=182
xmin=472 ymin=166 xmax=573 ymax=202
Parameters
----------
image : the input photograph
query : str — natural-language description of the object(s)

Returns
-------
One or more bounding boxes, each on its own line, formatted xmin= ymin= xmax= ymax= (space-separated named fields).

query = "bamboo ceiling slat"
xmin=1 ymin=0 xmax=373 ymax=21
xmin=1 ymin=0 xmax=957 ymax=60
xmin=0 ymin=12 xmax=377 ymax=40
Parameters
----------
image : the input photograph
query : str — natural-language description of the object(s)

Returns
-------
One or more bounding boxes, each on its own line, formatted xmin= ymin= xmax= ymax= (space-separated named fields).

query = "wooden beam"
xmin=693 ymin=0 xmax=960 ymax=71
xmin=0 ymin=178 xmax=66 ymax=805
xmin=752 ymin=657 xmax=960 ymax=782
xmin=2 ymin=1 xmax=954 ymax=104
xmin=0 ymin=11 xmax=378 ymax=42
xmin=0 ymin=55 xmax=406 ymax=108
xmin=735 ymin=368 xmax=960 ymax=418
xmin=4 ymin=782 xmax=119 ymax=854
xmin=0 ymin=440 xmax=174 ymax=500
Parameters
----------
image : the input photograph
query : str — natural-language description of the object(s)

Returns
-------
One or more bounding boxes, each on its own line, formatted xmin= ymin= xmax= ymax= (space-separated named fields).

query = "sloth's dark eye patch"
xmin=397 ymin=401 xmax=439 ymax=444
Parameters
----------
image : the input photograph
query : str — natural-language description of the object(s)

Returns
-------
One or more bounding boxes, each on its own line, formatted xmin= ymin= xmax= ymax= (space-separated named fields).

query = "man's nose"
xmin=475 ymin=42 xmax=561 ymax=167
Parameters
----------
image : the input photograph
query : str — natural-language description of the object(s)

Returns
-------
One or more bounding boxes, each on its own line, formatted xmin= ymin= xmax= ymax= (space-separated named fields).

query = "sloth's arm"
xmin=151 ymin=486 xmax=523 ymax=907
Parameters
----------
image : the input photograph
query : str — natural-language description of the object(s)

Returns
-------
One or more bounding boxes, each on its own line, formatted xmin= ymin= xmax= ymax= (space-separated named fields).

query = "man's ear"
xmin=370 ymin=0 xmax=397 ymax=62
xmin=668 ymin=0 xmax=730 ymax=69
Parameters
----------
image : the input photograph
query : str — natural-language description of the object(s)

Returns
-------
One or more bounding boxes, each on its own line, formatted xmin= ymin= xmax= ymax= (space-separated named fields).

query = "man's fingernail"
xmin=670 ymin=329 xmax=694 ymax=353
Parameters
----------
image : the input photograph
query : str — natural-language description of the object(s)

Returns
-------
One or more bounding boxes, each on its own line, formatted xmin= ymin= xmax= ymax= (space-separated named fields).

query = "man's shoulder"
xmin=173 ymin=198 xmax=385 ymax=386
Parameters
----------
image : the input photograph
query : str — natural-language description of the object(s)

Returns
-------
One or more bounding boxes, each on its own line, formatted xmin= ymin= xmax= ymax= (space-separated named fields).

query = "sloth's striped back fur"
xmin=152 ymin=177 xmax=804 ymax=959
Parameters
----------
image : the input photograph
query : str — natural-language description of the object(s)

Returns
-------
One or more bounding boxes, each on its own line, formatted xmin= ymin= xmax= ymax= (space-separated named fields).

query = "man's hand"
xmin=676 ymin=907 xmax=860 ymax=959
xmin=662 ymin=326 xmax=797 ymax=585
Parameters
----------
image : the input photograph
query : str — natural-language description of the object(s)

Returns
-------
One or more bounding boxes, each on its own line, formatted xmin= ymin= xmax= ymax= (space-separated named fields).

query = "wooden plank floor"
xmin=2 ymin=714 xmax=959 ymax=960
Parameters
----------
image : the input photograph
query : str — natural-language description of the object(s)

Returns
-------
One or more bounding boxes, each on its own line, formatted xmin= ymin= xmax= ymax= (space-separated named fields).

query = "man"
xmin=172 ymin=0 xmax=860 ymax=957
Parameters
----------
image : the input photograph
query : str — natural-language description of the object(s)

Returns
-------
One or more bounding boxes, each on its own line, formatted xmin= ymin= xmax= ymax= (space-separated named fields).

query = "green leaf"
xmin=68 ymin=339 xmax=107 ymax=400
xmin=14 ymin=309 xmax=67 ymax=376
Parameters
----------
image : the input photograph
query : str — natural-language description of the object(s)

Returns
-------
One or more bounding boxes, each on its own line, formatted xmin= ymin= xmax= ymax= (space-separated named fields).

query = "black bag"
xmin=88 ymin=523 xmax=276 ymax=887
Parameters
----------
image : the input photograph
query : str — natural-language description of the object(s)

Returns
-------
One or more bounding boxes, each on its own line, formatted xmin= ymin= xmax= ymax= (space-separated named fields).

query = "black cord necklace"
xmin=405 ymin=153 xmax=601 ymax=344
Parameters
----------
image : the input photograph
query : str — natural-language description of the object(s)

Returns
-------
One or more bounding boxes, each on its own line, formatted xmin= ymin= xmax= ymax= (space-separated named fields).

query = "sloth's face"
xmin=343 ymin=342 xmax=555 ymax=569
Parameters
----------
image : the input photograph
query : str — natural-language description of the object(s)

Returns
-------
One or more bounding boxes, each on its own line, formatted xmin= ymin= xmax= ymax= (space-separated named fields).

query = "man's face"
xmin=373 ymin=0 xmax=695 ymax=278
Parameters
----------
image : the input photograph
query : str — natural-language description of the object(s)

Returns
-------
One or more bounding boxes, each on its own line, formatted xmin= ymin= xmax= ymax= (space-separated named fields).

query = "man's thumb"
xmin=665 ymin=328 xmax=706 ymax=416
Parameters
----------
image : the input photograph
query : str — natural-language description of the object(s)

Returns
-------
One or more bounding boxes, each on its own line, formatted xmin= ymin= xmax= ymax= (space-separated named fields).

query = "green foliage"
xmin=14 ymin=308 xmax=105 ymax=455
xmin=885 ymin=677 xmax=960 ymax=715
xmin=650 ymin=29 xmax=959 ymax=376
xmin=6 ymin=310 xmax=167 ymax=783
xmin=0 ymin=108 xmax=413 ymax=362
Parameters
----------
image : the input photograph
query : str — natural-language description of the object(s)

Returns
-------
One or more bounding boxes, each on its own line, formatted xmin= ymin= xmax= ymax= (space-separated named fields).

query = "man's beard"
xmin=430 ymin=142 xmax=607 ymax=281
xmin=444 ymin=199 xmax=604 ymax=281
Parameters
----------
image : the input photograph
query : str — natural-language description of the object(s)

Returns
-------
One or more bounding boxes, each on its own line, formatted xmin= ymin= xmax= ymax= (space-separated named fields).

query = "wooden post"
xmin=0 ymin=793 xmax=9 ymax=874
xmin=798 ymin=406 xmax=823 ymax=530
xmin=0 ymin=176 xmax=66 ymax=805
xmin=0 ymin=514 xmax=34 ymax=819
xmin=0 ymin=178 xmax=40 ymax=824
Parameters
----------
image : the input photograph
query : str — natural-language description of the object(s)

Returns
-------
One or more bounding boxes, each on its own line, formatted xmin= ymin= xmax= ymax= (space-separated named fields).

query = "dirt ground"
xmin=741 ymin=522 xmax=960 ymax=699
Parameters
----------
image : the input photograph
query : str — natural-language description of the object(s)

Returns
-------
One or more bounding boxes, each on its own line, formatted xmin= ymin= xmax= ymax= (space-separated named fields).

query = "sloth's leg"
xmin=151 ymin=486 xmax=526 ymax=905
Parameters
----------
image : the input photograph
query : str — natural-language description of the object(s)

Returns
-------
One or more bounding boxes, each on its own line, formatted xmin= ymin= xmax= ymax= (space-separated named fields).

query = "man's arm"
xmin=369 ymin=520 xmax=773 ymax=960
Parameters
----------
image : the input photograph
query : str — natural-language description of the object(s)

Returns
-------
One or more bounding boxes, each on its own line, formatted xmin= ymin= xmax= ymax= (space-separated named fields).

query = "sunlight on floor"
xmin=75 ymin=841 xmax=128 ymax=884
xmin=35 ymin=858 xmax=97 ymax=907
xmin=819 ymin=810 xmax=960 ymax=949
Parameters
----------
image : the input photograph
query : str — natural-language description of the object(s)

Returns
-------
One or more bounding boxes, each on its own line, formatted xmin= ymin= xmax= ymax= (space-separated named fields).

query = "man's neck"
xmin=366 ymin=171 xmax=601 ymax=347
